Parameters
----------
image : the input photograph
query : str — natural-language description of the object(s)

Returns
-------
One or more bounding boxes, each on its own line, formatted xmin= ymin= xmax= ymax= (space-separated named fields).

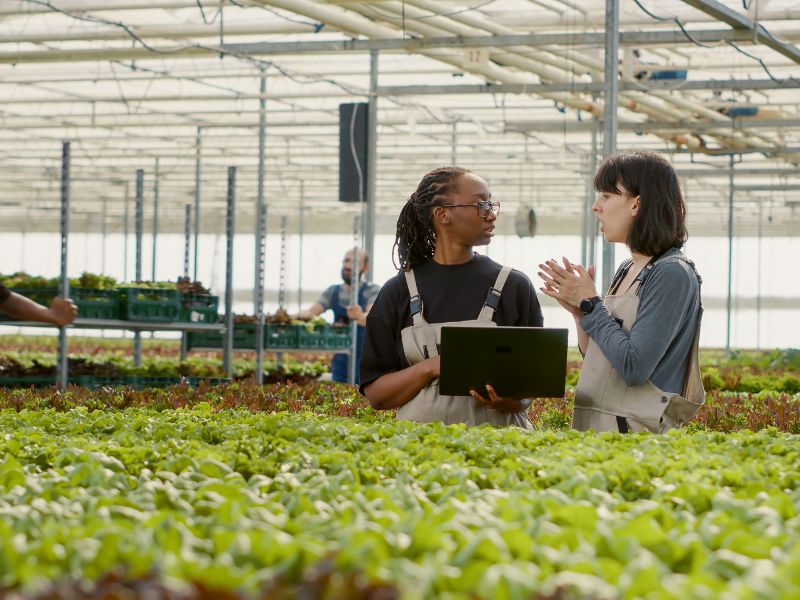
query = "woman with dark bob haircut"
xmin=538 ymin=150 xmax=705 ymax=433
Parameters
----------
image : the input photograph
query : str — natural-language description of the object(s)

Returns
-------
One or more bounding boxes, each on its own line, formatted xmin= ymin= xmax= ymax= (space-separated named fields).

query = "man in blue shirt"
xmin=298 ymin=250 xmax=380 ymax=384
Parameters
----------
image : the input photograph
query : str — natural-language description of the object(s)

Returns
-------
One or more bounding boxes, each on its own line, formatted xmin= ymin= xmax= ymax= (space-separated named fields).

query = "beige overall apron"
xmin=573 ymin=254 xmax=704 ymax=434
xmin=396 ymin=266 xmax=532 ymax=429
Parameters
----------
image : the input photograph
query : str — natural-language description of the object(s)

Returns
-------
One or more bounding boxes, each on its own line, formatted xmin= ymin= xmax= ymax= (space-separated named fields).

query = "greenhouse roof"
xmin=1 ymin=0 xmax=799 ymax=236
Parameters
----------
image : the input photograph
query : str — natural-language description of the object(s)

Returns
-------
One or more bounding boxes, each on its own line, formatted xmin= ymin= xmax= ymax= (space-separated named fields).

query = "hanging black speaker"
xmin=339 ymin=102 xmax=369 ymax=202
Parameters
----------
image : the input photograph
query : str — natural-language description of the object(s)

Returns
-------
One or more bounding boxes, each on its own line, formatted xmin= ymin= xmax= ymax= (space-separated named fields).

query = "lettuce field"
xmin=0 ymin=338 xmax=798 ymax=599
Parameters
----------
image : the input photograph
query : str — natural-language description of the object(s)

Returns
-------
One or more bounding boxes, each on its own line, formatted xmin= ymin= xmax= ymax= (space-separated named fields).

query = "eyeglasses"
xmin=437 ymin=200 xmax=501 ymax=218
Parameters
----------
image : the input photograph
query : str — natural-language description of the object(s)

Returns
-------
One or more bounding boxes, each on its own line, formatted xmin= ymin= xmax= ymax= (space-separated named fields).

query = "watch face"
xmin=580 ymin=297 xmax=599 ymax=314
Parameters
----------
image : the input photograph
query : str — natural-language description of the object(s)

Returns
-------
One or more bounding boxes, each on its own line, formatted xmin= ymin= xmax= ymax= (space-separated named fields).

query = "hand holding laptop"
xmin=470 ymin=384 xmax=531 ymax=414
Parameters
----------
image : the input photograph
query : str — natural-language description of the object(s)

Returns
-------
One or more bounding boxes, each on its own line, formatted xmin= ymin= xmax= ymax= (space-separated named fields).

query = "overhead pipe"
xmin=5 ymin=21 xmax=316 ymax=44
xmin=394 ymin=0 xmax=777 ymax=154
xmin=480 ymin=8 xmax=800 ymax=30
xmin=356 ymin=0 xmax=769 ymax=153
xmin=1 ymin=0 xmax=203 ymax=14
xmin=4 ymin=0 xmax=797 ymax=23
xmin=337 ymin=3 xmax=688 ymax=149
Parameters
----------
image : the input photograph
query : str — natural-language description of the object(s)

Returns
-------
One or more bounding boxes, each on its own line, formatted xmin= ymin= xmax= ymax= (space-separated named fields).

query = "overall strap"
xmin=683 ymin=305 xmax=704 ymax=397
xmin=637 ymin=251 xmax=705 ymax=398
xmin=329 ymin=285 xmax=349 ymax=324
xmin=357 ymin=282 xmax=369 ymax=309
xmin=608 ymin=259 xmax=634 ymax=295
xmin=635 ymin=252 xmax=703 ymax=297
xmin=477 ymin=266 xmax=513 ymax=322
xmin=404 ymin=270 xmax=426 ymax=326
xmin=626 ymin=252 xmax=667 ymax=296
xmin=330 ymin=285 xmax=340 ymax=307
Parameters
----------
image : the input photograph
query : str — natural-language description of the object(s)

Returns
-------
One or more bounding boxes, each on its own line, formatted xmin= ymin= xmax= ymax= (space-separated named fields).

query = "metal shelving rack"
xmin=2 ymin=319 xmax=225 ymax=333
xmin=3 ymin=138 xmax=359 ymax=389
xmin=3 ymin=142 xmax=239 ymax=390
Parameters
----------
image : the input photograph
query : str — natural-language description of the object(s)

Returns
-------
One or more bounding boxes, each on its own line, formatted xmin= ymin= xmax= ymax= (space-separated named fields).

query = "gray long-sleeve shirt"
xmin=579 ymin=248 xmax=701 ymax=394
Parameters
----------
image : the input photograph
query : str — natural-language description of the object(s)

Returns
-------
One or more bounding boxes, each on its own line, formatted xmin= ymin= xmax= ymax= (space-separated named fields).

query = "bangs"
xmin=593 ymin=159 xmax=624 ymax=194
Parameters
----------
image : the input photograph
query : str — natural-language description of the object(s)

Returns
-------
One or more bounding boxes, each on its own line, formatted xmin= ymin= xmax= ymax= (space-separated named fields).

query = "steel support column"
xmin=193 ymin=127 xmax=202 ymax=281
xmin=101 ymin=199 xmax=107 ymax=275
xmin=582 ymin=125 xmax=599 ymax=267
xmin=133 ymin=168 xmax=144 ymax=366
xmin=756 ymin=198 xmax=763 ymax=349
xmin=349 ymin=215 xmax=361 ymax=386
xmin=726 ymin=154 xmax=735 ymax=353
xmin=451 ymin=121 xmax=458 ymax=166
xmin=275 ymin=215 xmax=289 ymax=374
xmin=20 ymin=223 xmax=26 ymax=272
xmin=56 ymin=141 xmax=70 ymax=391
xmin=364 ymin=49 xmax=379 ymax=282
xmin=183 ymin=204 xmax=192 ymax=278
xmin=223 ymin=166 xmax=236 ymax=378
xmin=123 ymin=182 xmax=129 ymax=283
xmin=151 ymin=157 xmax=159 ymax=280
xmin=601 ymin=0 xmax=619 ymax=292
xmin=255 ymin=69 xmax=268 ymax=385
xmin=180 ymin=202 xmax=192 ymax=360
xmin=298 ymin=181 xmax=305 ymax=313
xmin=278 ymin=216 xmax=288 ymax=310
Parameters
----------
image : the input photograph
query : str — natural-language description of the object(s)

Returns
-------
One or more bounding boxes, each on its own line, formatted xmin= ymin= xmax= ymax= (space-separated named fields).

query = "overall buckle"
xmin=484 ymin=288 xmax=501 ymax=310
xmin=409 ymin=294 xmax=423 ymax=316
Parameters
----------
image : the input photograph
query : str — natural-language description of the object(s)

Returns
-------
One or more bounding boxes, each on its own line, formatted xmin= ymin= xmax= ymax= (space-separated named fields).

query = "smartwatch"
xmin=579 ymin=296 xmax=602 ymax=315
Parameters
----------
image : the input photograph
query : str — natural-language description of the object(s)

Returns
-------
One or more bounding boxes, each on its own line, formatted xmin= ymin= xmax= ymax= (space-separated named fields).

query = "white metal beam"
xmin=1 ymin=29 xmax=788 ymax=64
xmin=679 ymin=0 xmax=800 ymax=65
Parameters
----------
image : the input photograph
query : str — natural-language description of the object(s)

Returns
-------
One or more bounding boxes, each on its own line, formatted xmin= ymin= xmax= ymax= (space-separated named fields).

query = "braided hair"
xmin=393 ymin=166 xmax=471 ymax=271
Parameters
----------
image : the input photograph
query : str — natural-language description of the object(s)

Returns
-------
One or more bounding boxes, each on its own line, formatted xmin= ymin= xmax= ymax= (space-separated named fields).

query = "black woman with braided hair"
xmin=359 ymin=166 xmax=543 ymax=428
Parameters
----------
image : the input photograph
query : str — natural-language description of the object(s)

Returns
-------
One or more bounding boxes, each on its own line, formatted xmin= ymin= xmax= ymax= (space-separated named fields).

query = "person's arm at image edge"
xmin=0 ymin=292 xmax=77 ymax=327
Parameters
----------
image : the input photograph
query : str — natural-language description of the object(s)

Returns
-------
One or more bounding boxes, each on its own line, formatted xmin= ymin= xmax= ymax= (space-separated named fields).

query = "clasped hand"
xmin=537 ymin=257 xmax=597 ymax=315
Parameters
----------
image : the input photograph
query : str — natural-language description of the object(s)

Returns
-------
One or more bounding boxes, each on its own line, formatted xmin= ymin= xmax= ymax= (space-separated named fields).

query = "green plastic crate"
xmin=118 ymin=287 xmax=180 ymax=322
xmin=322 ymin=325 xmax=354 ymax=350
xmin=71 ymin=375 xmax=128 ymax=388
xmin=71 ymin=288 xmax=119 ymax=320
xmin=235 ymin=322 xmax=260 ymax=349
xmin=187 ymin=322 xmax=259 ymax=350
xmin=187 ymin=330 xmax=223 ymax=349
xmin=0 ymin=375 xmax=55 ymax=388
xmin=186 ymin=377 xmax=230 ymax=387
xmin=265 ymin=323 xmax=299 ymax=349
xmin=130 ymin=376 xmax=185 ymax=388
xmin=0 ymin=375 xmax=127 ymax=389
xmin=127 ymin=376 xmax=230 ymax=389
xmin=0 ymin=375 xmax=230 ymax=389
xmin=179 ymin=294 xmax=219 ymax=323
xmin=297 ymin=324 xmax=326 ymax=349
xmin=293 ymin=324 xmax=352 ymax=350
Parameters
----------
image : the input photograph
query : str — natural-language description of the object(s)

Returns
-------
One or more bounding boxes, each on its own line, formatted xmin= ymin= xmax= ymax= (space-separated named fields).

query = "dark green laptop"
xmin=439 ymin=326 xmax=568 ymax=398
